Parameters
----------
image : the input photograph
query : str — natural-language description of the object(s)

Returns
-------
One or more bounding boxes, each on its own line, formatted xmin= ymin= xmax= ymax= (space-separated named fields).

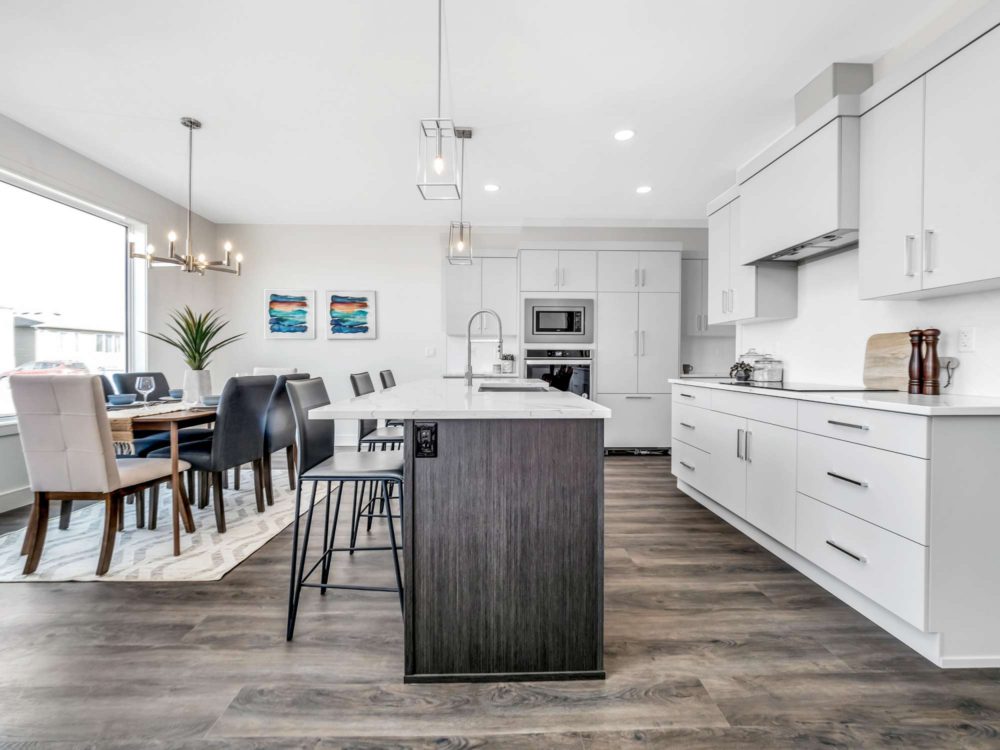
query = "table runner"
xmin=108 ymin=402 xmax=192 ymax=455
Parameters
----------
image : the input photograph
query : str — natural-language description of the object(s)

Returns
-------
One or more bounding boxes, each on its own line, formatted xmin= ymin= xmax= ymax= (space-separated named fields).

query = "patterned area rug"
xmin=0 ymin=467 xmax=323 ymax=582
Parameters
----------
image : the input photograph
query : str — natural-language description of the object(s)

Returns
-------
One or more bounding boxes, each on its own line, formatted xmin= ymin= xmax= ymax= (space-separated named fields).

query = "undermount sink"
xmin=478 ymin=384 xmax=550 ymax=393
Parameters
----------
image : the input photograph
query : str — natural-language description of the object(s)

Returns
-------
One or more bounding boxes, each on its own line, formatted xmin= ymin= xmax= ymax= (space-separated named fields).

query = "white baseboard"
xmin=676 ymin=479 xmax=949 ymax=668
xmin=0 ymin=486 xmax=31 ymax=514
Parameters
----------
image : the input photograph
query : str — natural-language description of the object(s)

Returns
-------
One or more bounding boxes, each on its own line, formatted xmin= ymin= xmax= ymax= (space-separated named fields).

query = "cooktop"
xmin=715 ymin=381 xmax=899 ymax=393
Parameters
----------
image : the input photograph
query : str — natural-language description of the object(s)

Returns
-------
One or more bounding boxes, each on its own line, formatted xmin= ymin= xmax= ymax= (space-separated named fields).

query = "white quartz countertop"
xmin=311 ymin=378 xmax=612 ymax=420
xmin=669 ymin=378 xmax=1000 ymax=416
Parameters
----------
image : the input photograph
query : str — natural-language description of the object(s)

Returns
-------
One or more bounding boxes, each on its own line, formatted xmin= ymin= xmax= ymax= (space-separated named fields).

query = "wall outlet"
xmin=958 ymin=327 xmax=976 ymax=353
xmin=424 ymin=346 xmax=437 ymax=357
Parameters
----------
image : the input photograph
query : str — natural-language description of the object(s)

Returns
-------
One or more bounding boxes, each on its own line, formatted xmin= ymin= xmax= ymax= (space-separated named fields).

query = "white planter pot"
xmin=182 ymin=369 xmax=212 ymax=405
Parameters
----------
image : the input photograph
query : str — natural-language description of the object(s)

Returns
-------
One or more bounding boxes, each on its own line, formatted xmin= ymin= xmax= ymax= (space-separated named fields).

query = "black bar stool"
xmin=285 ymin=378 xmax=404 ymax=641
xmin=379 ymin=369 xmax=404 ymax=428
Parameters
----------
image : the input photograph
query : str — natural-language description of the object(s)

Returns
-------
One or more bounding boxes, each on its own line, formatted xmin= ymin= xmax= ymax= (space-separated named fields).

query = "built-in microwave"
xmin=524 ymin=298 xmax=594 ymax=344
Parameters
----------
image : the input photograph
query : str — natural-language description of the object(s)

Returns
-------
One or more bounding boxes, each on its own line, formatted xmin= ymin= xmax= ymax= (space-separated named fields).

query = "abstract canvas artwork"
xmin=326 ymin=290 xmax=377 ymax=340
xmin=265 ymin=290 xmax=315 ymax=339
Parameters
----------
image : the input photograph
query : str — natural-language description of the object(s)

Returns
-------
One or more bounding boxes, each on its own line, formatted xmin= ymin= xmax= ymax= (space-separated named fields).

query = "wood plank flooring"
xmin=0 ymin=456 xmax=998 ymax=748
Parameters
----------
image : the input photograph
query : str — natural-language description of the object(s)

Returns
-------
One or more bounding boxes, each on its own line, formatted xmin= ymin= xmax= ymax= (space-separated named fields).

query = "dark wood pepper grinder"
xmin=922 ymin=328 xmax=941 ymax=396
xmin=908 ymin=329 xmax=924 ymax=395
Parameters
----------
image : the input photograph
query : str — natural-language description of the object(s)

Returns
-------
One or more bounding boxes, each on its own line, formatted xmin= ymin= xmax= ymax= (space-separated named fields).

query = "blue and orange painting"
xmin=329 ymin=294 xmax=370 ymax=336
xmin=268 ymin=292 xmax=310 ymax=335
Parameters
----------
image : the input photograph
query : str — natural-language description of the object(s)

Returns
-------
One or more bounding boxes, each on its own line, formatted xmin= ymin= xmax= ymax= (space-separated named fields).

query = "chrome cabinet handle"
xmin=633 ymin=330 xmax=638 ymax=356
xmin=722 ymin=289 xmax=727 ymax=314
xmin=553 ymin=268 xmax=559 ymax=287
xmin=827 ymin=471 xmax=868 ymax=488
xmin=736 ymin=428 xmax=744 ymax=459
xmin=923 ymin=229 xmax=934 ymax=273
xmin=744 ymin=430 xmax=751 ymax=463
xmin=903 ymin=234 xmax=915 ymax=277
xmin=640 ymin=330 xmax=646 ymax=356
xmin=679 ymin=393 xmax=695 ymax=399
xmin=679 ymin=460 xmax=695 ymax=471
xmin=826 ymin=539 xmax=867 ymax=564
xmin=827 ymin=419 xmax=869 ymax=431
xmin=729 ymin=288 xmax=735 ymax=314
xmin=641 ymin=268 xmax=646 ymax=287
xmin=561 ymin=267 xmax=567 ymax=286
xmin=625 ymin=395 xmax=652 ymax=400
xmin=679 ymin=422 xmax=695 ymax=429
xmin=633 ymin=268 xmax=639 ymax=288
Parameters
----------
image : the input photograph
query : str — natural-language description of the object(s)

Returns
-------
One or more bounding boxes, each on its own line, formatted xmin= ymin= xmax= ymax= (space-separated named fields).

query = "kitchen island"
xmin=310 ymin=378 xmax=611 ymax=683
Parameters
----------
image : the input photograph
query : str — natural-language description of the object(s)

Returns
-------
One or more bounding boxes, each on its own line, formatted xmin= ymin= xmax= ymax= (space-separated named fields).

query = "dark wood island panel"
xmin=403 ymin=418 xmax=605 ymax=683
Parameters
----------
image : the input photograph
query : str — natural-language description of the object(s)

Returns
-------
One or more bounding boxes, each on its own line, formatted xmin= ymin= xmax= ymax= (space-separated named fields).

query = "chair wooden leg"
xmin=22 ymin=493 xmax=49 ymax=573
xmin=286 ymin=445 xmax=296 ymax=490
xmin=252 ymin=459 xmax=266 ymax=513
xmin=263 ymin=452 xmax=274 ymax=507
xmin=198 ymin=471 xmax=209 ymax=509
xmin=20 ymin=497 xmax=40 ymax=556
xmin=233 ymin=465 xmax=241 ymax=490
xmin=134 ymin=490 xmax=146 ymax=529
xmin=58 ymin=499 xmax=73 ymax=530
xmin=96 ymin=493 xmax=120 ymax=575
xmin=117 ymin=494 xmax=125 ymax=532
xmin=212 ymin=472 xmax=226 ymax=533
xmin=148 ymin=483 xmax=159 ymax=531
xmin=222 ymin=471 xmax=229 ymax=489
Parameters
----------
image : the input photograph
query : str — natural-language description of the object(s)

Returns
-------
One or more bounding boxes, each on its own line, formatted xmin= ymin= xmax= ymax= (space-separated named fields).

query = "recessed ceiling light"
xmin=636 ymin=185 xmax=652 ymax=194
xmin=484 ymin=184 xmax=500 ymax=192
xmin=614 ymin=129 xmax=635 ymax=141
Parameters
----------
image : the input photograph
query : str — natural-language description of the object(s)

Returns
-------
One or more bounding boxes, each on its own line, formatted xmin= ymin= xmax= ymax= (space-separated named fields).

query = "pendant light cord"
xmin=436 ymin=0 xmax=442 ymax=118
xmin=459 ymin=135 xmax=465 ymax=223
xmin=186 ymin=122 xmax=193 ymax=256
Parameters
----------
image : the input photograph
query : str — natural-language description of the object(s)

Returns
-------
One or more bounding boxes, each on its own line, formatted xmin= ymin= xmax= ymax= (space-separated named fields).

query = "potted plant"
xmin=729 ymin=361 xmax=753 ymax=381
xmin=500 ymin=352 xmax=516 ymax=375
xmin=143 ymin=307 xmax=245 ymax=404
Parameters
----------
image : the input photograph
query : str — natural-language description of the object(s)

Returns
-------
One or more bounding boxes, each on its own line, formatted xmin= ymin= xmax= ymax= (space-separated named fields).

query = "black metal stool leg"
xmin=384 ymin=480 xmax=404 ymax=613
xmin=319 ymin=481 xmax=332 ymax=596
xmin=321 ymin=482 xmax=344 ymax=593
xmin=287 ymin=480 xmax=318 ymax=641
xmin=349 ymin=479 xmax=361 ymax=554
xmin=286 ymin=479 xmax=305 ymax=641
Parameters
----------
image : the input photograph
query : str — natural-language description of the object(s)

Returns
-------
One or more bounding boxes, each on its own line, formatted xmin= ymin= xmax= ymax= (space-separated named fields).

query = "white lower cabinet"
xmin=671 ymin=439 xmax=710 ymax=496
xmin=703 ymin=409 xmax=747 ymax=518
xmin=795 ymin=492 xmax=927 ymax=630
xmin=745 ymin=420 xmax=797 ymax=549
xmin=601 ymin=393 xmax=671 ymax=449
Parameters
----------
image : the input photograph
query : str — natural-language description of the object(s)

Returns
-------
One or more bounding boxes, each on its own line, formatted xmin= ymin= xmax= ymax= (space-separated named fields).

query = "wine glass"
xmin=135 ymin=376 xmax=155 ymax=408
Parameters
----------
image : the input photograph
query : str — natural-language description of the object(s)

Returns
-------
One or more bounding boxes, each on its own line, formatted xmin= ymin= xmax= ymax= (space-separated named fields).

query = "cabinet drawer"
xmin=671 ymin=403 xmax=712 ymax=453
xmin=711 ymin=389 xmax=797 ymax=429
xmin=672 ymin=384 xmax=711 ymax=407
xmin=672 ymin=440 xmax=711 ymax=496
xmin=599 ymin=394 xmax=670 ymax=448
xmin=797 ymin=402 xmax=928 ymax=458
xmin=795 ymin=493 xmax=927 ymax=629
xmin=797 ymin=432 xmax=929 ymax=544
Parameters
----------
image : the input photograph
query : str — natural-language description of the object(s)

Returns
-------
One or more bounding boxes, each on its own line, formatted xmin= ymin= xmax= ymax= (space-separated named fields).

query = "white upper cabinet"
xmin=859 ymin=79 xmax=925 ymax=299
xmin=520 ymin=250 xmax=596 ymax=292
xmin=444 ymin=260 xmax=483 ymax=335
xmin=444 ymin=257 xmax=517 ymax=337
xmin=597 ymin=251 xmax=640 ymax=291
xmin=519 ymin=250 xmax=560 ymax=291
xmin=739 ymin=118 xmax=859 ymax=264
xmin=638 ymin=251 xmax=681 ymax=292
xmin=598 ymin=250 xmax=680 ymax=292
xmin=922 ymin=26 xmax=1000 ymax=291
xmin=706 ymin=197 xmax=796 ymax=325
xmin=557 ymin=250 xmax=597 ymax=292
xmin=683 ymin=259 xmax=733 ymax=337
xmin=481 ymin=257 xmax=517 ymax=338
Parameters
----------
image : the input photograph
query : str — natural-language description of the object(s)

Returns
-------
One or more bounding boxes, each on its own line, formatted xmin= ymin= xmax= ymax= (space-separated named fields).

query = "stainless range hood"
xmin=758 ymin=228 xmax=859 ymax=263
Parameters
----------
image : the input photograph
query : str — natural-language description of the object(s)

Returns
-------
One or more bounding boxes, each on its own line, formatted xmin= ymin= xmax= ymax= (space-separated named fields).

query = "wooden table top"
xmin=130 ymin=408 xmax=217 ymax=429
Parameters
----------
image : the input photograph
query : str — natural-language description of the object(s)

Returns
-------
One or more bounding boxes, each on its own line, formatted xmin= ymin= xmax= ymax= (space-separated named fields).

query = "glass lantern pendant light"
xmin=129 ymin=117 xmax=242 ymax=276
xmin=416 ymin=0 xmax=461 ymax=200
xmin=448 ymin=131 xmax=473 ymax=264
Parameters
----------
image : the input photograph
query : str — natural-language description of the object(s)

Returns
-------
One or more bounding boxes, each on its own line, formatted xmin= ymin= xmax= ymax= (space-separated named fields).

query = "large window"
xmin=0 ymin=179 xmax=130 ymax=418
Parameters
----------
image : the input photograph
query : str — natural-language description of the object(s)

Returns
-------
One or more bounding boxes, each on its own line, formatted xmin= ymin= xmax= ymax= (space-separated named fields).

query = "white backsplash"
xmin=445 ymin=335 xmax=520 ymax=375
xmin=680 ymin=335 xmax=736 ymax=375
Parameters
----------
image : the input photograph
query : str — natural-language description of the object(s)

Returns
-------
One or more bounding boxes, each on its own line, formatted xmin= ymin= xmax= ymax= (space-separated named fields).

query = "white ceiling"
xmin=0 ymin=0 xmax=954 ymax=226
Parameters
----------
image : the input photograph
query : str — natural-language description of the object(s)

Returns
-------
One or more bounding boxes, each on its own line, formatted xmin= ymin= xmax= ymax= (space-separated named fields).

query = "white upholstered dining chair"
xmin=11 ymin=374 xmax=190 ymax=575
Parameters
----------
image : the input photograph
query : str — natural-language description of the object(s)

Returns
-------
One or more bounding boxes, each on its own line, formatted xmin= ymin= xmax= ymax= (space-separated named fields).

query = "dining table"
xmin=109 ymin=404 xmax=217 ymax=556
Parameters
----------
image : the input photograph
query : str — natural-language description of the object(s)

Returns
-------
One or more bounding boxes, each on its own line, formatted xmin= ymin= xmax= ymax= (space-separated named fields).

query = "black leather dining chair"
xmin=113 ymin=371 xmax=171 ymax=401
xmin=113 ymin=371 xmax=212 ymax=457
xmin=149 ymin=375 xmax=275 ymax=532
xmin=285 ymin=377 xmax=403 ymax=640
xmin=262 ymin=372 xmax=310 ymax=505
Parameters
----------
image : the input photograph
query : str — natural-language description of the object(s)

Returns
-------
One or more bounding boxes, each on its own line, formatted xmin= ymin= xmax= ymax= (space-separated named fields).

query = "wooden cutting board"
xmin=863 ymin=332 xmax=910 ymax=391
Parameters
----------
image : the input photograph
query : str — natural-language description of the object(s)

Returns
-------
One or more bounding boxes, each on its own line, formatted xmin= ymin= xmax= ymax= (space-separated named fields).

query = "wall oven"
xmin=523 ymin=298 xmax=594 ymax=344
xmin=523 ymin=349 xmax=592 ymax=399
